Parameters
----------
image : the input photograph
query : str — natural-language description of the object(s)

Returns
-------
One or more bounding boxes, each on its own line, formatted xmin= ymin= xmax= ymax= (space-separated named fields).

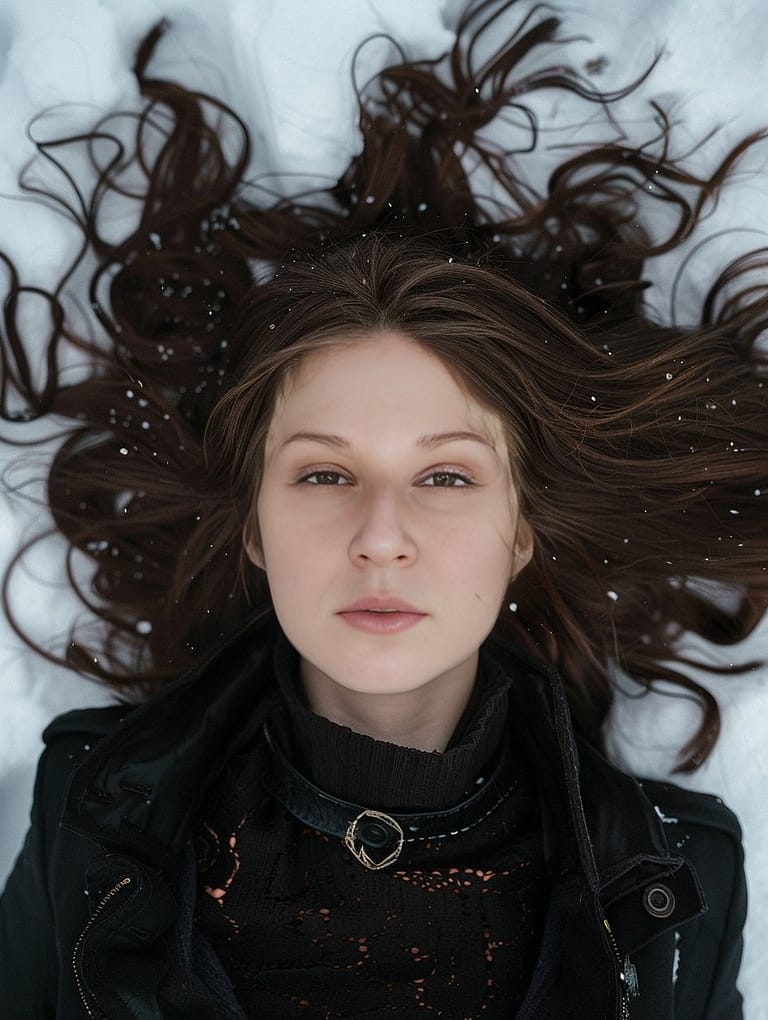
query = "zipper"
xmin=72 ymin=875 xmax=133 ymax=1018
xmin=603 ymin=917 xmax=633 ymax=1019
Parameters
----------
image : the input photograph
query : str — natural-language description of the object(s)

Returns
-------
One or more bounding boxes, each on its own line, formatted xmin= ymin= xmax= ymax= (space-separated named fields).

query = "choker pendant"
xmin=343 ymin=809 xmax=405 ymax=870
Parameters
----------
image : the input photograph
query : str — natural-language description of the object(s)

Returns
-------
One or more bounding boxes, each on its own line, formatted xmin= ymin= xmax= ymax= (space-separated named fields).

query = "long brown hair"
xmin=1 ymin=0 xmax=766 ymax=768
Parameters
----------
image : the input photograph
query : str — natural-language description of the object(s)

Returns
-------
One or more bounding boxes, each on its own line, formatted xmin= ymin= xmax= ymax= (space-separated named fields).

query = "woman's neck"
xmin=299 ymin=655 xmax=479 ymax=752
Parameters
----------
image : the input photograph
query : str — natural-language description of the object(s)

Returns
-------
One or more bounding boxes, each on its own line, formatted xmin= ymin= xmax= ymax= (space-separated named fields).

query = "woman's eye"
xmin=300 ymin=470 xmax=349 ymax=485
xmin=421 ymin=471 xmax=473 ymax=487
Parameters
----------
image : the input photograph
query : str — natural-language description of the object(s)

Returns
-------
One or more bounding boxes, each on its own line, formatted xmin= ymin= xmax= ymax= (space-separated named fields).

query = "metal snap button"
xmin=642 ymin=883 xmax=676 ymax=919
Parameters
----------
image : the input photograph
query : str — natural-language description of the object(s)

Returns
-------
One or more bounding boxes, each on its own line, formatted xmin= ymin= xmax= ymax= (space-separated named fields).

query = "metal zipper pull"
xmin=624 ymin=954 xmax=640 ymax=1000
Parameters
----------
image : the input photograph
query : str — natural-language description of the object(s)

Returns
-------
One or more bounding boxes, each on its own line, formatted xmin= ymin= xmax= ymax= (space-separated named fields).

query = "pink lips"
xmin=337 ymin=596 xmax=426 ymax=634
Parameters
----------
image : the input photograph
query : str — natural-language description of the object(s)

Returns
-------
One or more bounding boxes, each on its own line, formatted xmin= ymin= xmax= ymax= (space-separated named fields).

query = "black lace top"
xmin=194 ymin=639 xmax=548 ymax=1017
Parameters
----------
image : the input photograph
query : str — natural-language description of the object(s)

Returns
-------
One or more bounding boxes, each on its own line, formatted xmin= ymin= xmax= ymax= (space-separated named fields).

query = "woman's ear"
xmin=511 ymin=517 xmax=534 ymax=579
xmin=242 ymin=520 xmax=265 ymax=570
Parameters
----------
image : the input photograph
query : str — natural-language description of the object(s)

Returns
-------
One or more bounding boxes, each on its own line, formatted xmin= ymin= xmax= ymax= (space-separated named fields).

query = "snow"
xmin=0 ymin=1 xmax=767 ymax=1013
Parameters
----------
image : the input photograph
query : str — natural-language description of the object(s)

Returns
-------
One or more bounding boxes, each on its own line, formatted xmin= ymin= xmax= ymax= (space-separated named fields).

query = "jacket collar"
xmin=63 ymin=610 xmax=281 ymax=870
xmin=482 ymin=636 xmax=706 ymax=955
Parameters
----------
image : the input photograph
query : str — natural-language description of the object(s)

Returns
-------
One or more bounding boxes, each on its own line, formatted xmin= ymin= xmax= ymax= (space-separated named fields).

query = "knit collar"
xmin=268 ymin=635 xmax=514 ymax=811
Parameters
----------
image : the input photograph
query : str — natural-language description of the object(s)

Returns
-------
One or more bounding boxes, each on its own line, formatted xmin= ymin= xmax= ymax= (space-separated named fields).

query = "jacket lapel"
xmin=62 ymin=610 xmax=280 ymax=869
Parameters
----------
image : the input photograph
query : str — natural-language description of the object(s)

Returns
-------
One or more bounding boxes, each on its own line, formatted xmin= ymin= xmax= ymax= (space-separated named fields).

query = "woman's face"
xmin=249 ymin=331 xmax=532 ymax=701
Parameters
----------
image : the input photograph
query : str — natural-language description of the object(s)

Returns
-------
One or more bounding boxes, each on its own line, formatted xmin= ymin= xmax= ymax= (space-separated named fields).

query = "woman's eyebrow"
xmin=417 ymin=430 xmax=495 ymax=449
xmin=279 ymin=431 xmax=350 ymax=451
xmin=279 ymin=430 xmax=494 ymax=451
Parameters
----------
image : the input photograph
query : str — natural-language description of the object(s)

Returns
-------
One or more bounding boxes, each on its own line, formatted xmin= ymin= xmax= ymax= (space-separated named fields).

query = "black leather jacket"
xmin=0 ymin=611 xmax=746 ymax=1018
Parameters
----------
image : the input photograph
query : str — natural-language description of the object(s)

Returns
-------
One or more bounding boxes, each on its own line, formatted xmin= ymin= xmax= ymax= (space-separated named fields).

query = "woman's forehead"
xmin=266 ymin=332 xmax=507 ymax=450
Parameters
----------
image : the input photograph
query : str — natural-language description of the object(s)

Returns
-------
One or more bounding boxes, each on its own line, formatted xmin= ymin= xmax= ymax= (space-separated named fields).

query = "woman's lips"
xmin=337 ymin=609 xmax=426 ymax=634
xmin=337 ymin=596 xmax=426 ymax=634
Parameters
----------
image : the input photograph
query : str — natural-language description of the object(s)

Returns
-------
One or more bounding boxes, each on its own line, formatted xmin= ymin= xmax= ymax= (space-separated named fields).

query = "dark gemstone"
xmin=359 ymin=821 xmax=392 ymax=849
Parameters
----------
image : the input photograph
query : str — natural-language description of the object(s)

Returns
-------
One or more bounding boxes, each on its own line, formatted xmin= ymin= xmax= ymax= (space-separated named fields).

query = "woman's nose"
xmin=348 ymin=488 xmax=418 ymax=566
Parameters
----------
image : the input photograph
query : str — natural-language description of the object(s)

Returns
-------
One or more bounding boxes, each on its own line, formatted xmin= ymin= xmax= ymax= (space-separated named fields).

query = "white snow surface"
xmin=0 ymin=1 xmax=767 ymax=1013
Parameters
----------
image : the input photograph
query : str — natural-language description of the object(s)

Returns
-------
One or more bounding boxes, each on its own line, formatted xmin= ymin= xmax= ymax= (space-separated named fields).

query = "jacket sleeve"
xmin=676 ymin=805 xmax=747 ymax=1019
xmin=649 ymin=782 xmax=748 ymax=1020
xmin=0 ymin=706 xmax=128 ymax=1016
xmin=0 ymin=745 xmax=61 ymax=1016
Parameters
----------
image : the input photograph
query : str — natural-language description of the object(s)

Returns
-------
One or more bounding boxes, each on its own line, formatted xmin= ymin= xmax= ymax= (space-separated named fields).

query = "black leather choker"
xmin=262 ymin=722 xmax=518 ymax=870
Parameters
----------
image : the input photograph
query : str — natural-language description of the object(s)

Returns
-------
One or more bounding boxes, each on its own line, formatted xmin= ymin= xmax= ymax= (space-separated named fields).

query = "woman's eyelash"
xmin=297 ymin=469 xmax=475 ymax=487
xmin=420 ymin=470 xmax=474 ymax=487
xmin=298 ymin=470 xmax=350 ymax=485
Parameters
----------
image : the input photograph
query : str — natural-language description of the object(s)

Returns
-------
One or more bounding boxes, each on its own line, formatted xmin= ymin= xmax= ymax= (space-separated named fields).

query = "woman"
xmin=0 ymin=1 xmax=765 ymax=1015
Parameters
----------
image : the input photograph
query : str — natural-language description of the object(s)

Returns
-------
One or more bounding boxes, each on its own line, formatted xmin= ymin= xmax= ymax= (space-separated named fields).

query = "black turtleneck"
xmin=268 ymin=636 xmax=517 ymax=810
xmin=194 ymin=636 xmax=548 ymax=1017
